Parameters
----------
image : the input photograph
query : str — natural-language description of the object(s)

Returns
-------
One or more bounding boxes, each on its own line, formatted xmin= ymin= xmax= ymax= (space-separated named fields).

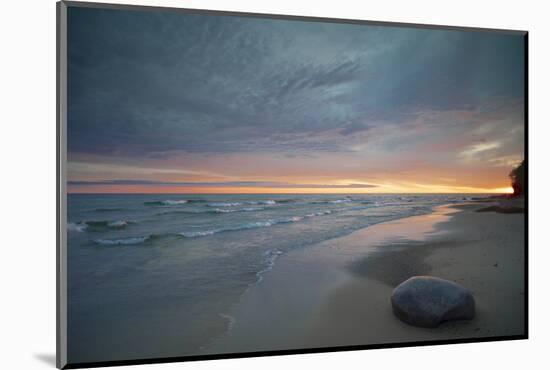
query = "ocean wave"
xmin=207 ymin=200 xmax=277 ymax=207
xmin=179 ymin=229 xmax=220 ymax=238
xmin=285 ymin=216 xmax=304 ymax=222
xmin=214 ymin=207 xmax=265 ymax=214
xmin=92 ymin=232 xmax=179 ymax=246
xmin=305 ymin=210 xmax=333 ymax=217
xmin=219 ymin=313 xmax=236 ymax=332
xmin=156 ymin=207 xmax=265 ymax=216
xmin=256 ymin=249 xmax=283 ymax=282
xmin=87 ymin=220 xmax=130 ymax=229
xmin=155 ymin=209 xmax=204 ymax=216
xmin=88 ymin=207 xmax=128 ymax=213
xmin=94 ymin=236 xmax=150 ymax=246
xmin=68 ymin=222 xmax=87 ymax=232
xmin=144 ymin=200 xmax=190 ymax=206
xmin=161 ymin=206 xmax=368 ymax=237
xmin=276 ymin=199 xmax=299 ymax=203
xmin=381 ymin=202 xmax=408 ymax=206
xmin=179 ymin=221 xmax=274 ymax=238
xmin=68 ymin=220 xmax=132 ymax=232
xmin=256 ymin=200 xmax=276 ymax=205
xmin=243 ymin=206 xmax=267 ymax=211
xmin=107 ymin=220 xmax=128 ymax=228
xmin=329 ymin=199 xmax=353 ymax=204
xmin=179 ymin=214 xmax=313 ymax=238
xmin=311 ymin=199 xmax=353 ymax=205
xmin=207 ymin=202 xmax=243 ymax=207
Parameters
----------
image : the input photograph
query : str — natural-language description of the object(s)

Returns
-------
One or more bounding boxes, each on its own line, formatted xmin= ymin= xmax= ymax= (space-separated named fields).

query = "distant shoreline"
xmin=67 ymin=192 xmax=509 ymax=195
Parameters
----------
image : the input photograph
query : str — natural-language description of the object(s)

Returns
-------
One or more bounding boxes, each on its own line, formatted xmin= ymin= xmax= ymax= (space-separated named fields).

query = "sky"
xmin=67 ymin=6 xmax=525 ymax=194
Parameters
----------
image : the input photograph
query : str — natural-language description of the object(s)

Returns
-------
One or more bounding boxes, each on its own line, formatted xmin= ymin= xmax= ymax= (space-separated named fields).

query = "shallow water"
xmin=66 ymin=193 xmax=482 ymax=362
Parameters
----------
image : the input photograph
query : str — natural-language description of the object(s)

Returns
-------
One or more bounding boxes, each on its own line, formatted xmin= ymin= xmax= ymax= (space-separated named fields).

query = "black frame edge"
xmin=523 ymin=32 xmax=529 ymax=339
xmin=56 ymin=2 xmax=61 ymax=368
xmin=57 ymin=1 xmax=68 ymax=369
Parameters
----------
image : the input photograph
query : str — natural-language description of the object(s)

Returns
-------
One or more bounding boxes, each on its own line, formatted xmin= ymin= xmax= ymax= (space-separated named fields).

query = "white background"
xmin=1 ymin=0 xmax=548 ymax=369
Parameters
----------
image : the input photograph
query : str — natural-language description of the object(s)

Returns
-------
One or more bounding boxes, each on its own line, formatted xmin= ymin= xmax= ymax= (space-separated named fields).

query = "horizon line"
xmin=67 ymin=191 xmax=506 ymax=195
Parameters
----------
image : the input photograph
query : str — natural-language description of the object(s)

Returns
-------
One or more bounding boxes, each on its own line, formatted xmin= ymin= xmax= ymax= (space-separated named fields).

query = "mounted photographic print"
xmin=57 ymin=1 xmax=528 ymax=368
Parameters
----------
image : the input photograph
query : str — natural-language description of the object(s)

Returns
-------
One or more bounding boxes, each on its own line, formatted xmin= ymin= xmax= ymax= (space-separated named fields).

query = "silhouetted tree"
xmin=509 ymin=160 xmax=525 ymax=197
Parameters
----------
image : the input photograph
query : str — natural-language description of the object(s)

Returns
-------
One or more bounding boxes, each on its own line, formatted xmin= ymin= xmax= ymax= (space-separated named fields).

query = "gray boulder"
xmin=391 ymin=276 xmax=475 ymax=328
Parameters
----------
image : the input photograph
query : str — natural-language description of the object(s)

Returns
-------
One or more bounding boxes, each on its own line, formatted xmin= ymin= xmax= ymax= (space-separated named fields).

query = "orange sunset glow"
xmin=67 ymin=11 xmax=524 ymax=195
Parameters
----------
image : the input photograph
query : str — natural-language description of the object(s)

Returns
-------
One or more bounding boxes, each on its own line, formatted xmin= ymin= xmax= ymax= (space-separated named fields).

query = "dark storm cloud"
xmin=67 ymin=7 xmax=524 ymax=158
xmin=68 ymin=180 xmax=377 ymax=188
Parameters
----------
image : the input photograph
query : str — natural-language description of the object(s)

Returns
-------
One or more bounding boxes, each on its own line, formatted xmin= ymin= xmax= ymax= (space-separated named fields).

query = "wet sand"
xmin=203 ymin=200 xmax=525 ymax=354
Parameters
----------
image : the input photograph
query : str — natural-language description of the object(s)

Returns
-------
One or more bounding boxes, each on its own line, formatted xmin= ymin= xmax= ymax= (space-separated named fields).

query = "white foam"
xmin=257 ymin=200 xmax=276 ymax=205
xmin=213 ymin=208 xmax=237 ymax=213
xmin=219 ymin=313 xmax=236 ymax=332
xmin=161 ymin=200 xmax=188 ymax=205
xmin=179 ymin=230 xmax=218 ymax=238
xmin=213 ymin=207 xmax=263 ymax=213
xmin=208 ymin=200 xmax=277 ymax=207
xmin=179 ymin=220 xmax=279 ymax=238
xmin=208 ymin=202 xmax=243 ymax=207
xmin=68 ymin=222 xmax=87 ymax=232
xmin=247 ymin=221 xmax=276 ymax=228
xmin=94 ymin=236 xmax=149 ymax=245
xmin=306 ymin=210 xmax=332 ymax=218
xmin=107 ymin=220 xmax=128 ymax=228
xmin=242 ymin=207 xmax=264 ymax=212
xmin=330 ymin=199 xmax=352 ymax=203
xmin=178 ymin=211 xmax=330 ymax=238
xmin=256 ymin=249 xmax=283 ymax=282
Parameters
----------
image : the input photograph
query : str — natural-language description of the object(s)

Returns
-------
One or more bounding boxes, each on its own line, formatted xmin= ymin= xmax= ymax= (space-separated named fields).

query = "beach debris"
xmin=391 ymin=276 xmax=475 ymax=328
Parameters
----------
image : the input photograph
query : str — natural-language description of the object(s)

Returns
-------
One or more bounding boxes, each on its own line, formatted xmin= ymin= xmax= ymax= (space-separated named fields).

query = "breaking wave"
xmin=68 ymin=220 xmax=132 ymax=232
xmin=144 ymin=199 xmax=207 ymax=206
xmin=68 ymin=222 xmax=87 ymax=232
xmin=256 ymin=249 xmax=283 ymax=282
xmin=207 ymin=200 xmax=277 ymax=207
xmin=179 ymin=213 xmax=324 ymax=238
xmin=94 ymin=236 xmax=150 ymax=246
xmin=144 ymin=200 xmax=189 ymax=206
xmin=156 ymin=207 xmax=265 ymax=216
xmin=89 ymin=207 xmax=128 ymax=213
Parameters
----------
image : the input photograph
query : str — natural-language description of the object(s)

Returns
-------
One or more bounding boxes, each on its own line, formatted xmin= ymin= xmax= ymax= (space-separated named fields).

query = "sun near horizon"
xmin=66 ymin=181 xmax=517 ymax=195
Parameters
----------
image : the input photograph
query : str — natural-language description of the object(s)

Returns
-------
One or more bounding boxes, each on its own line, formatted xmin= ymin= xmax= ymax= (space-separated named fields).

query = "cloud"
xmin=459 ymin=141 xmax=501 ymax=160
xmin=68 ymin=161 xmax=218 ymax=177
xmin=339 ymin=122 xmax=372 ymax=136
xmin=67 ymin=7 xmax=525 ymax=160
xmin=67 ymin=179 xmax=377 ymax=188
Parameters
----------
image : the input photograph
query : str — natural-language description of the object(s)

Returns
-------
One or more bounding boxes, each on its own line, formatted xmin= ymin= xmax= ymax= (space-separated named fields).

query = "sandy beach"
xmin=203 ymin=199 xmax=525 ymax=354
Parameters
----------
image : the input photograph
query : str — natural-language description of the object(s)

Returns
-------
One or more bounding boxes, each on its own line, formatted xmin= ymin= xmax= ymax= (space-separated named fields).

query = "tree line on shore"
xmin=509 ymin=160 xmax=525 ymax=197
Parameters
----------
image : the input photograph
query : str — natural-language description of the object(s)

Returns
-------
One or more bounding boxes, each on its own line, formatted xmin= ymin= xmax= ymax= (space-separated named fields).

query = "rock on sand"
xmin=391 ymin=276 xmax=475 ymax=328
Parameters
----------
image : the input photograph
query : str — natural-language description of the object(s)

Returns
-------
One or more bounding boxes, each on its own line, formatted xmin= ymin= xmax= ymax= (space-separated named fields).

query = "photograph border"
xmin=56 ymin=1 xmax=529 ymax=368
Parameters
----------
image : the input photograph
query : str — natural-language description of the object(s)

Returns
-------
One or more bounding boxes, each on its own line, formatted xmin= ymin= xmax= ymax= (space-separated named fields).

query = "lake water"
xmin=66 ymin=193 xmax=480 ymax=362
